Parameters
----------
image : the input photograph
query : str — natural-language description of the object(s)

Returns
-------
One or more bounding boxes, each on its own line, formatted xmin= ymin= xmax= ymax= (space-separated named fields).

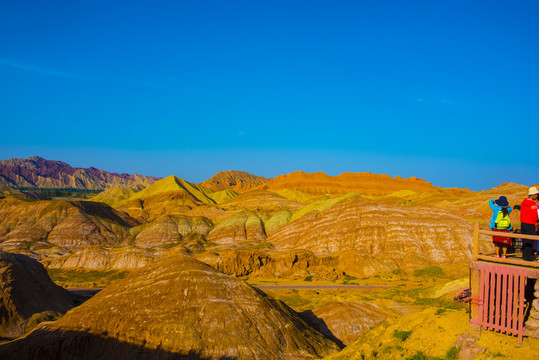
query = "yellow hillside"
xmin=89 ymin=187 xmax=138 ymax=207
xmin=324 ymin=307 xmax=539 ymax=360
xmin=129 ymin=175 xmax=216 ymax=205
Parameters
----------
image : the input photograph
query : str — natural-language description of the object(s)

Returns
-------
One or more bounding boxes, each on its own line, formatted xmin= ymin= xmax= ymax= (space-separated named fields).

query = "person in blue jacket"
xmin=489 ymin=196 xmax=513 ymax=258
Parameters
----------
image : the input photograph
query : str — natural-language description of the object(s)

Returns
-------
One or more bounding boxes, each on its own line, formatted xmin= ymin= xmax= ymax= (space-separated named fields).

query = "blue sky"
xmin=1 ymin=1 xmax=538 ymax=190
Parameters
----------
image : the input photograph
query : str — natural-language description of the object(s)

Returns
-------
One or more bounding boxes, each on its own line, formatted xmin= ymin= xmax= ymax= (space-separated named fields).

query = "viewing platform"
xmin=470 ymin=223 xmax=539 ymax=342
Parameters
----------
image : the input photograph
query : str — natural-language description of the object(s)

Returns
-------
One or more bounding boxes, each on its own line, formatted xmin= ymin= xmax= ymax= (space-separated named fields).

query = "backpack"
xmin=495 ymin=211 xmax=511 ymax=230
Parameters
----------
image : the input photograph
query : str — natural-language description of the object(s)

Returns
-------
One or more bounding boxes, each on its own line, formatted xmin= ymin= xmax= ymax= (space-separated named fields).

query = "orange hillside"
xmin=259 ymin=171 xmax=440 ymax=196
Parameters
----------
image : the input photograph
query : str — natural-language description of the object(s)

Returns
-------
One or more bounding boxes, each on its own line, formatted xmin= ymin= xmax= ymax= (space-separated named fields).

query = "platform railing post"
xmin=473 ymin=222 xmax=480 ymax=259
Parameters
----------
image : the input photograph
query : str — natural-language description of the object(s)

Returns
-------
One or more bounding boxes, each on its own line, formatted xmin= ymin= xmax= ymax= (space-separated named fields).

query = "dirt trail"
xmin=253 ymin=285 xmax=389 ymax=290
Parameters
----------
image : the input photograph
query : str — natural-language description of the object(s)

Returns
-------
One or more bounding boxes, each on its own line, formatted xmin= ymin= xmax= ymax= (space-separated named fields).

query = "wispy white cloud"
xmin=415 ymin=97 xmax=455 ymax=106
xmin=0 ymin=58 xmax=77 ymax=78
xmin=0 ymin=58 xmax=178 ymax=88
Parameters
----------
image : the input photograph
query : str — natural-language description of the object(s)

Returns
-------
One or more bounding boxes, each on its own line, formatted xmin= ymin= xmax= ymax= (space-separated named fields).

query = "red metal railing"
xmin=471 ymin=262 xmax=527 ymax=342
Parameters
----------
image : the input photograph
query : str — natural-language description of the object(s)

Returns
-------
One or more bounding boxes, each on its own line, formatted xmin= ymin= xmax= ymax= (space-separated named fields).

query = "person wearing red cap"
xmin=520 ymin=186 xmax=539 ymax=261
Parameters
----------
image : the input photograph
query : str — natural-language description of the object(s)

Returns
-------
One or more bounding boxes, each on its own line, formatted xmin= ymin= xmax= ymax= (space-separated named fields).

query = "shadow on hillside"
xmin=0 ymin=328 xmax=238 ymax=360
xmin=300 ymin=310 xmax=345 ymax=349
xmin=67 ymin=288 xmax=103 ymax=305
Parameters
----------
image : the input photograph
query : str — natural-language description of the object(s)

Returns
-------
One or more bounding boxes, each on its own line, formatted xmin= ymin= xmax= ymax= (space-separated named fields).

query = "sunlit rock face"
xmin=196 ymin=249 xmax=271 ymax=277
xmin=45 ymin=245 xmax=170 ymax=270
xmin=0 ymin=251 xmax=74 ymax=339
xmin=302 ymin=302 xmax=393 ymax=346
xmin=0 ymin=156 xmax=159 ymax=189
xmin=132 ymin=214 xmax=213 ymax=249
xmin=0 ymin=254 xmax=340 ymax=360
xmin=201 ymin=170 xmax=269 ymax=192
xmin=260 ymin=171 xmax=439 ymax=196
xmin=0 ymin=199 xmax=138 ymax=251
xmin=115 ymin=175 xmax=217 ymax=222
xmin=206 ymin=211 xmax=267 ymax=246
xmin=196 ymin=249 xmax=346 ymax=281
xmin=268 ymin=196 xmax=473 ymax=275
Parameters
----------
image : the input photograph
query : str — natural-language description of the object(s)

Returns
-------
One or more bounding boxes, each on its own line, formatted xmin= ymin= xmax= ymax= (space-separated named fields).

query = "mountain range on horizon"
xmin=0 ymin=155 xmax=483 ymax=193
xmin=0 ymin=156 xmax=160 ymax=190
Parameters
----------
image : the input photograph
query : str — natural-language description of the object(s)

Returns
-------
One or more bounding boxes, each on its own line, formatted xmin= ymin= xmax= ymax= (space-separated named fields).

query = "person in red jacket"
xmin=520 ymin=186 xmax=539 ymax=261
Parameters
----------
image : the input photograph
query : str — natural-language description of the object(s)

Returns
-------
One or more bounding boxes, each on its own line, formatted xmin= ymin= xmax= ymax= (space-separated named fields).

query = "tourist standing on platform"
xmin=489 ymin=196 xmax=512 ymax=259
xmin=520 ymin=187 xmax=539 ymax=261
xmin=536 ymin=194 xmax=539 ymax=252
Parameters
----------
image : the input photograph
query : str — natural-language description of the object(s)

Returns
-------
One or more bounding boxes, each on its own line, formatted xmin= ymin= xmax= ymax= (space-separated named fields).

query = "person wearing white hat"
xmin=520 ymin=186 xmax=539 ymax=261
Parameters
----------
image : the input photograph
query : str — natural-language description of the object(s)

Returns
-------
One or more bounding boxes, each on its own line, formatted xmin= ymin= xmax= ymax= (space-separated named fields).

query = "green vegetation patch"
xmin=17 ymin=187 xmax=102 ymax=199
xmin=277 ymin=294 xmax=312 ymax=309
xmin=404 ymin=347 xmax=460 ymax=360
xmin=393 ymin=329 xmax=413 ymax=341
xmin=413 ymin=266 xmax=446 ymax=278
xmin=47 ymin=268 xmax=130 ymax=287
xmin=445 ymin=346 xmax=460 ymax=360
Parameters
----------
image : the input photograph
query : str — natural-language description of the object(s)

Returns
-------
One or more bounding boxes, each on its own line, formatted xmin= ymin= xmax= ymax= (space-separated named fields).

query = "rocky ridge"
xmin=0 ymin=156 xmax=159 ymax=190
xmin=112 ymin=175 xmax=217 ymax=222
xmin=0 ymin=199 xmax=139 ymax=252
xmin=0 ymin=251 xmax=74 ymax=339
xmin=261 ymin=171 xmax=440 ymax=196
xmin=0 ymin=253 xmax=341 ymax=359
xmin=301 ymin=302 xmax=394 ymax=346
xmin=201 ymin=170 xmax=269 ymax=192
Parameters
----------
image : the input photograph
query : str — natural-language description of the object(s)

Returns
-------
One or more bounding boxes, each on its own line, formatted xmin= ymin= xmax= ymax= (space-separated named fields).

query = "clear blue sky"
xmin=1 ymin=1 xmax=538 ymax=190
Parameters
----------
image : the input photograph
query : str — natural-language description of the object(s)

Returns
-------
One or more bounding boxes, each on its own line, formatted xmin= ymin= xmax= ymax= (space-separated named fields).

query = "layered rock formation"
xmin=89 ymin=187 xmax=139 ymax=207
xmin=132 ymin=214 xmax=213 ymax=249
xmin=0 ymin=251 xmax=74 ymax=339
xmin=0 ymin=156 xmax=159 ymax=190
xmin=302 ymin=302 xmax=393 ymax=346
xmin=44 ymin=245 xmax=171 ymax=270
xmin=261 ymin=171 xmax=439 ymax=196
xmin=201 ymin=170 xmax=269 ymax=192
xmin=3 ymin=157 xmax=527 ymax=279
xmin=206 ymin=211 xmax=267 ymax=246
xmin=219 ymin=189 xmax=304 ymax=212
xmin=196 ymin=249 xmax=345 ymax=281
xmin=0 ymin=199 xmax=138 ymax=252
xmin=0 ymin=254 xmax=340 ymax=359
xmin=268 ymin=196 xmax=474 ymax=276
xmin=116 ymin=175 xmax=216 ymax=221
xmin=0 ymin=186 xmax=36 ymax=200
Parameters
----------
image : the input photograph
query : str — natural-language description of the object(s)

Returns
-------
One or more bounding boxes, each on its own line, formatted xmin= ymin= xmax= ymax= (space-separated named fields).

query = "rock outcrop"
xmin=0 ymin=199 xmax=138 ymax=252
xmin=207 ymin=211 xmax=267 ymax=246
xmin=302 ymin=302 xmax=393 ymax=346
xmin=219 ymin=189 xmax=304 ymax=212
xmin=525 ymin=280 xmax=539 ymax=338
xmin=132 ymin=214 xmax=212 ymax=249
xmin=0 ymin=156 xmax=159 ymax=190
xmin=44 ymin=245 xmax=173 ymax=270
xmin=0 ymin=254 xmax=340 ymax=359
xmin=88 ymin=187 xmax=139 ymax=207
xmin=268 ymin=196 xmax=473 ymax=275
xmin=261 ymin=171 xmax=439 ymax=196
xmin=196 ymin=249 xmax=345 ymax=281
xmin=0 ymin=251 xmax=74 ymax=339
xmin=117 ymin=175 xmax=216 ymax=221
xmin=201 ymin=170 xmax=269 ymax=192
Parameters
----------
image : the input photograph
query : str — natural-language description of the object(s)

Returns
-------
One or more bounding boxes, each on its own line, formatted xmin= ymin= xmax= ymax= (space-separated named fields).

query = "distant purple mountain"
xmin=0 ymin=156 xmax=160 ymax=190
